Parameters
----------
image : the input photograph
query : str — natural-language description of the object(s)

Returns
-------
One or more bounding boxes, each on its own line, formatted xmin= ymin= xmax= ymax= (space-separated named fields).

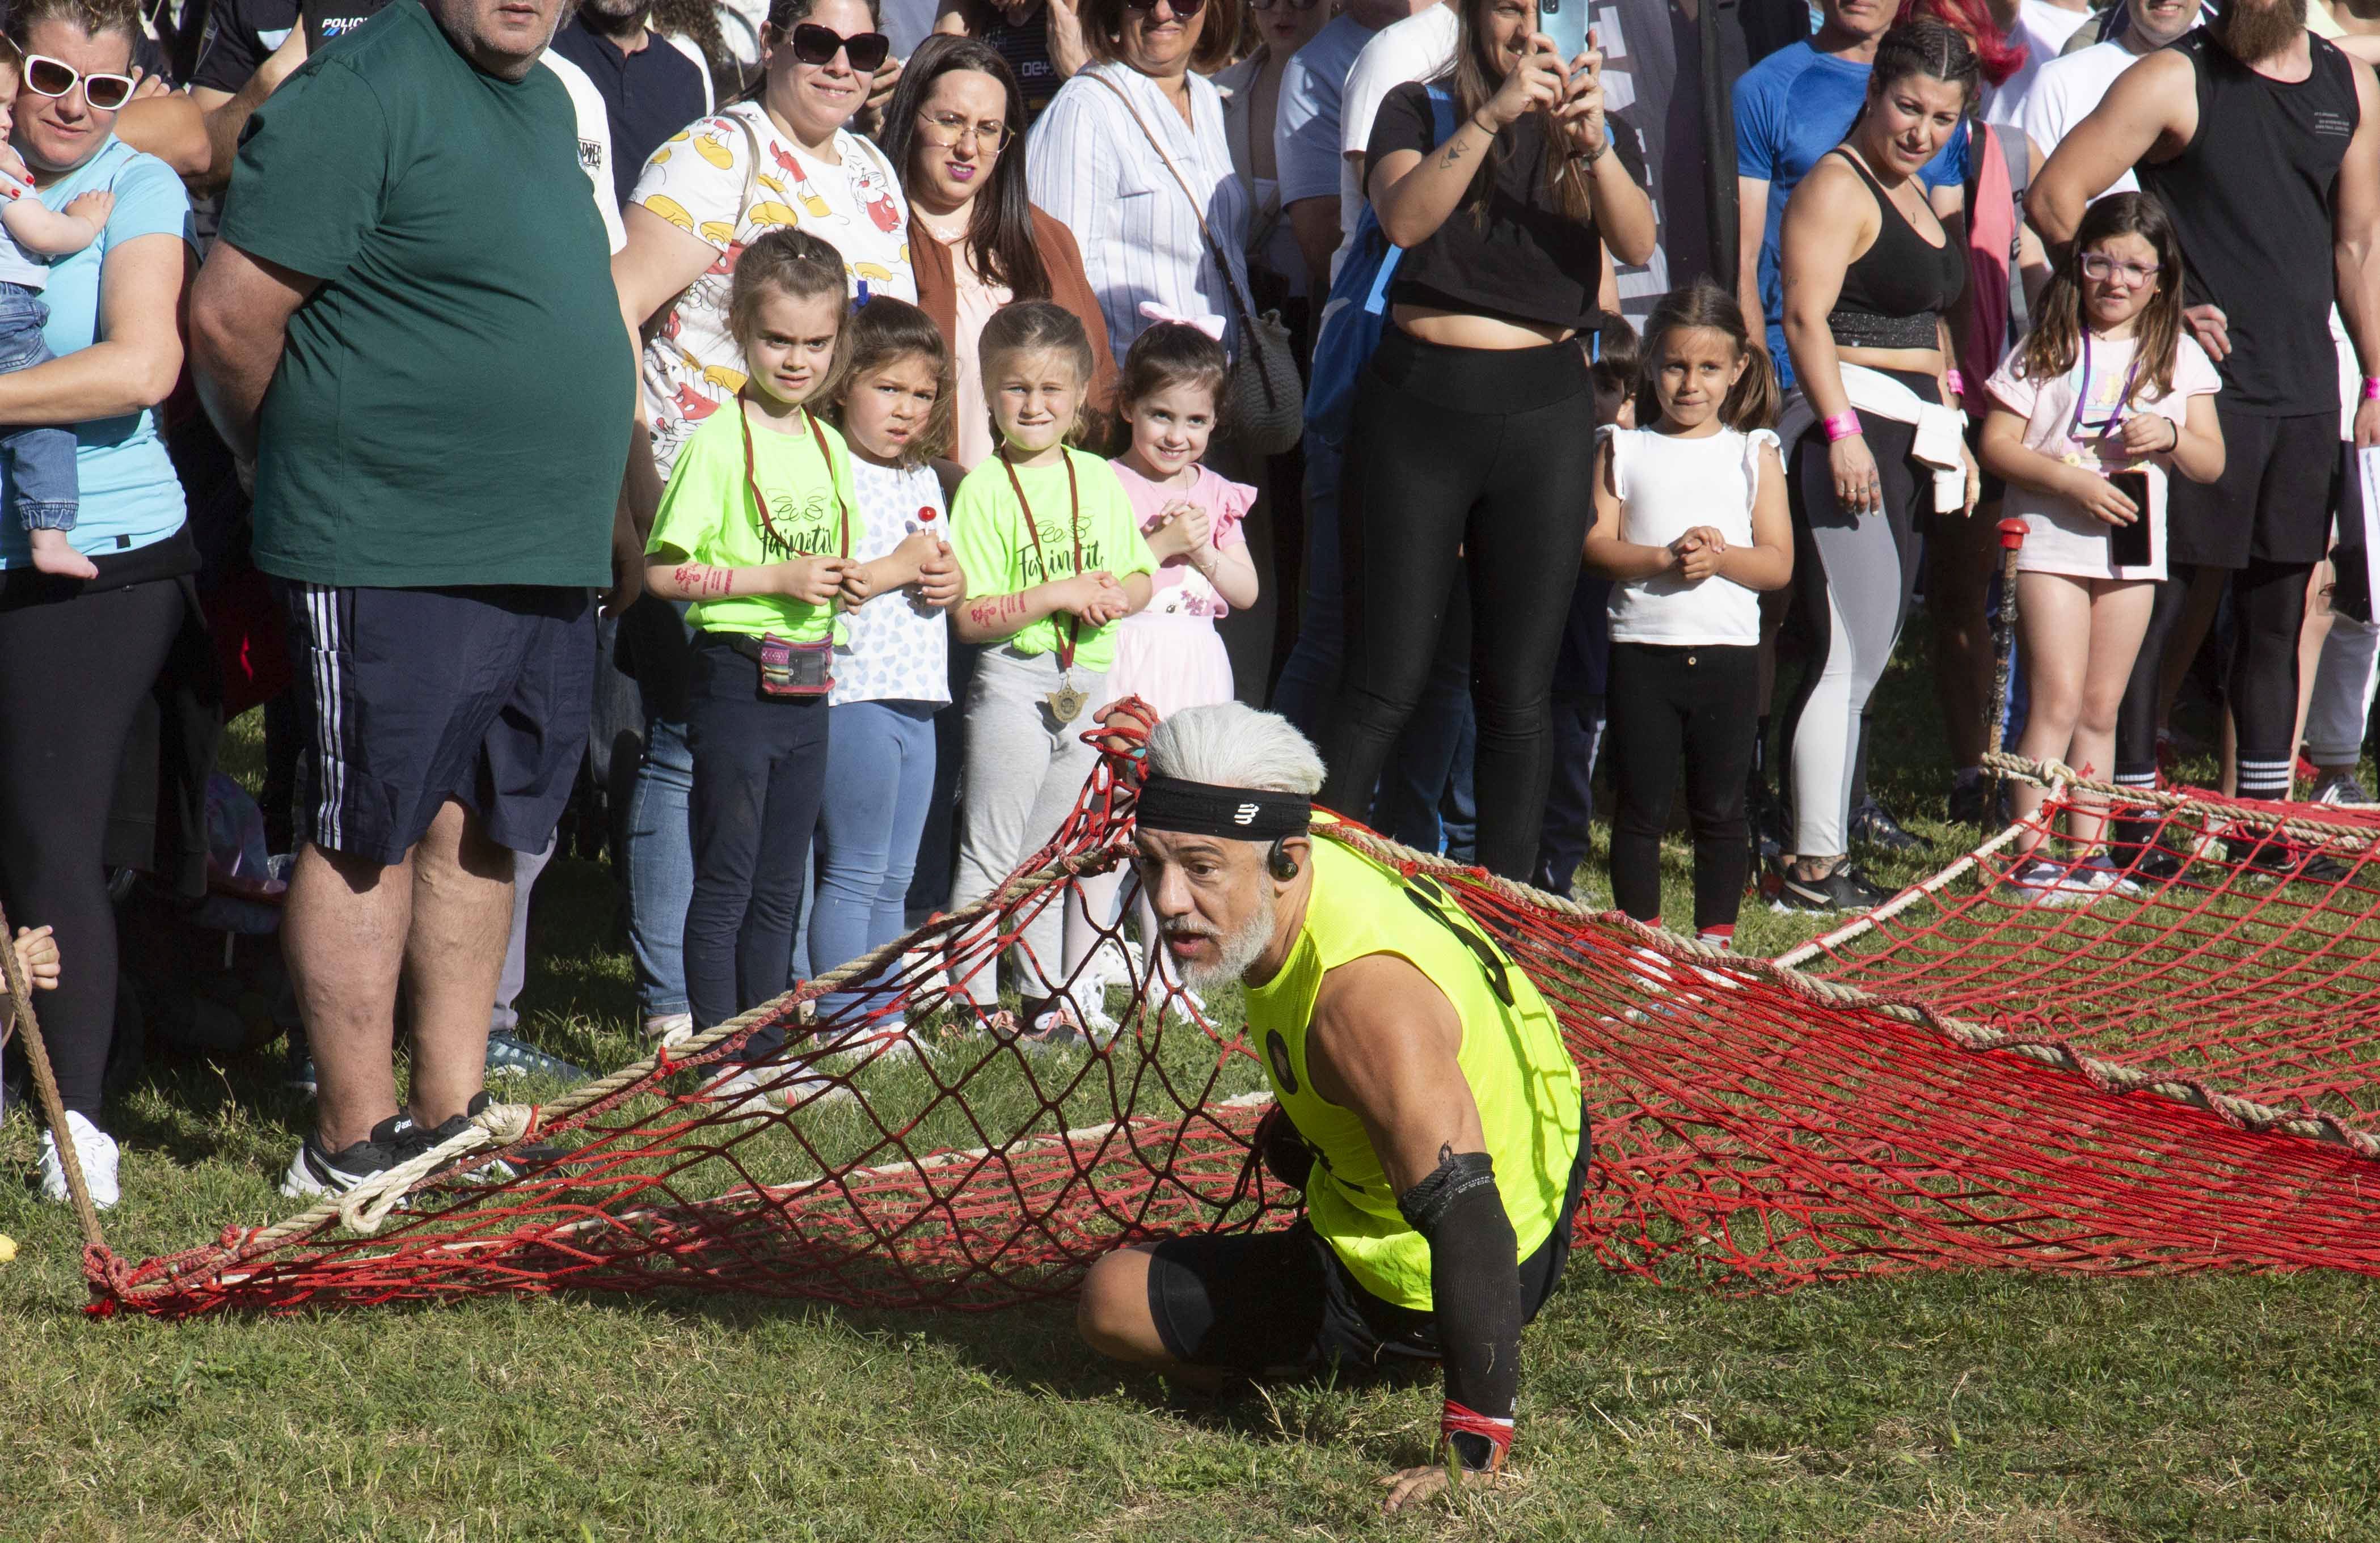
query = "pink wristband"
xmin=1945 ymin=368 xmax=1967 ymax=398
xmin=1822 ymin=412 xmax=1862 ymax=443
xmin=2363 ymin=376 xmax=2380 ymax=402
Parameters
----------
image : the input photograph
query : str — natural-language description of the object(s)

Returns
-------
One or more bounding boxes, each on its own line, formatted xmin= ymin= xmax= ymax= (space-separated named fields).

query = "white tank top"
xmin=1602 ymin=424 xmax=1777 ymax=648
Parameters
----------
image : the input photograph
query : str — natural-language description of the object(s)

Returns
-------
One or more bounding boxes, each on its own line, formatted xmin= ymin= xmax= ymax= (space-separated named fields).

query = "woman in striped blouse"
xmin=1022 ymin=0 xmax=1250 ymax=370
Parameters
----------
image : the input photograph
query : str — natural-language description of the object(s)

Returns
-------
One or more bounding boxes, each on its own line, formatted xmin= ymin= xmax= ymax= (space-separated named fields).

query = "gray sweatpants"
xmin=951 ymin=647 xmax=1107 ymax=1005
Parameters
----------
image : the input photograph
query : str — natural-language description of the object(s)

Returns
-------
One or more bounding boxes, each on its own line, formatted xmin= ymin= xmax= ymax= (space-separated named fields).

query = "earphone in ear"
xmin=1268 ymin=840 xmax=1301 ymax=881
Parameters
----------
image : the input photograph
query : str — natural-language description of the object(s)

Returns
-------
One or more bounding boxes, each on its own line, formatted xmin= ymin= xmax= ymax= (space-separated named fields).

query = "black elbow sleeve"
xmin=1399 ymin=1151 xmax=1524 ymax=1468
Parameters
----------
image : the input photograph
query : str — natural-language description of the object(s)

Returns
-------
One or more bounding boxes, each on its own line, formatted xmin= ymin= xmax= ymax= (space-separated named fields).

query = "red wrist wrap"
xmin=1441 ymin=1400 xmax=1514 ymax=1470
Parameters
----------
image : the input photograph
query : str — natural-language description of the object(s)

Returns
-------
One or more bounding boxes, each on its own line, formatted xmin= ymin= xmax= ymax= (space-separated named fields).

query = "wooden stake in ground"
xmin=1986 ymin=518 xmax=2027 ymax=817
xmin=0 ymin=899 xmax=106 ymax=1252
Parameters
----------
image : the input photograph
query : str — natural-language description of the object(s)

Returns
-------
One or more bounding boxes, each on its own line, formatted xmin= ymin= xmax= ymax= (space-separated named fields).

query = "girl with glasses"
xmin=1978 ymin=191 xmax=2224 ymax=904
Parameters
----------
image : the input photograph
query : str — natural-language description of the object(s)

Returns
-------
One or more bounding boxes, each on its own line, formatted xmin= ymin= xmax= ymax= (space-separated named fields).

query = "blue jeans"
xmin=683 ymin=637 xmax=832 ymax=1050
xmin=809 ymin=698 xmax=936 ymax=1017
xmin=624 ymin=599 xmax=697 ymax=1022
xmin=627 ymin=712 xmax=693 ymax=1020
xmin=0 ymin=284 xmax=72 ymax=534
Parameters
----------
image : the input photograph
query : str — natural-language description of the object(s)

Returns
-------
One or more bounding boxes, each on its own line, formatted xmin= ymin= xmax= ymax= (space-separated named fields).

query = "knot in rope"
xmin=336 ymin=1100 xmax=535 ymax=1237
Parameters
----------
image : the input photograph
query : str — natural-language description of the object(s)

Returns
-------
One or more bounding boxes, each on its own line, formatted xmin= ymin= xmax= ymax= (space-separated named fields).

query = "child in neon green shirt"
xmin=947 ymin=301 xmax=1157 ymax=1046
xmin=641 ymin=230 xmax=858 ymax=1083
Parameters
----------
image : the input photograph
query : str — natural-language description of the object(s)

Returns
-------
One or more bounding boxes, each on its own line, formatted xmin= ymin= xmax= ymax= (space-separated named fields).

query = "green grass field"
xmin=5 ymin=626 xmax=2378 ymax=1542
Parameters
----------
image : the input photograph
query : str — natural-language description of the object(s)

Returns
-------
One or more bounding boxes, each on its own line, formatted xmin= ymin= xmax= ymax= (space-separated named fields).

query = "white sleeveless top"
xmin=1601 ymin=424 xmax=1778 ymax=648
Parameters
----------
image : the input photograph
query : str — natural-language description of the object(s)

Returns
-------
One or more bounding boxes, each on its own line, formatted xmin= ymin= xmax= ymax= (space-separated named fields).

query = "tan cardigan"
xmin=909 ymin=203 xmax=1121 ymax=438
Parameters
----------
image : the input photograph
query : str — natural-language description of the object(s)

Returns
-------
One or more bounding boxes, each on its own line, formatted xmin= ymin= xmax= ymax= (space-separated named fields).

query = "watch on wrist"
xmin=1571 ymin=137 xmax=1610 ymax=167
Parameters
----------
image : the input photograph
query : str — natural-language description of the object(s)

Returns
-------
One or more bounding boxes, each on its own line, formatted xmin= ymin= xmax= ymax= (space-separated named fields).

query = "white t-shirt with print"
xmin=1987 ymin=333 xmax=2222 ymax=582
xmin=629 ymin=103 xmax=916 ymax=479
xmin=539 ymin=50 xmax=625 ymax=254
xmin=832 ymin=459 xmax=952 ymax=707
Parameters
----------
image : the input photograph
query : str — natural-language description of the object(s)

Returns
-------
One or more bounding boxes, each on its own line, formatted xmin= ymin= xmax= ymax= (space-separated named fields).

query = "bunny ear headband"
xmin=1138 ymin=301 xmax=1226 ymax=341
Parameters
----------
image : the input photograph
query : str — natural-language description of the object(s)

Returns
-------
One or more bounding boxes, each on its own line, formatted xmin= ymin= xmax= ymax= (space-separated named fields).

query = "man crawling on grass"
xmin=1074 ymin=703 xmax=1590 ymax=1513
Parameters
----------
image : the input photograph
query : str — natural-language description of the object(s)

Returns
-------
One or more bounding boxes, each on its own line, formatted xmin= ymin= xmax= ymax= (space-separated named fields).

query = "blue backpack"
xmin=1305 ymin=87 xmax=1457 ymax=446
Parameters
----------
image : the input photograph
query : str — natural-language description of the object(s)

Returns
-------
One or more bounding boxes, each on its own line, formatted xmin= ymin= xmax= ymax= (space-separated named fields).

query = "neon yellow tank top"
xmin=1242 ymin=829 xmax=1585 ymax=1311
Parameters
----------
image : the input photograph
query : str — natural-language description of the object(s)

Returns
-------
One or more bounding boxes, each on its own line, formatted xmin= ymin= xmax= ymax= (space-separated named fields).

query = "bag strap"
xmin=727 ymin=107 xmax=767 ymax=235
xmin=1082 ymin=67 xmax=1263 ymax=349
xmin=1360 ymin=89 xmax=1456 ymax=319
xmin=1974 ymin=119 xmax=2032 ymax=341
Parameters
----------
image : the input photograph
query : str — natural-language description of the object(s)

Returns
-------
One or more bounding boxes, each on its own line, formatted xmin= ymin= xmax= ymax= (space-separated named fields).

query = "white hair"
xmin=1145 ymin=704 xmax=1326 ymax=797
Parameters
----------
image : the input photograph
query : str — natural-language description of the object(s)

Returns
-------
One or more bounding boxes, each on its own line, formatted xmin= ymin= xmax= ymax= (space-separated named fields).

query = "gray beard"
xmin=1175 ymin=886 xmax=1278 ymax=991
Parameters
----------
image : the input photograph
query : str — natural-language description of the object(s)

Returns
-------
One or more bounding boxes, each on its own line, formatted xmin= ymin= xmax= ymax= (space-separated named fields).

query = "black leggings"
xmin=0 ymin=579 xmax=185 ymax=1114
xmin=1322 ymin=328 xmax=1597 ymax=880
xmin=1607 ymin=642 xmax=1759 ymax=935
xmin=2113 ymin=559 xmax=2309 ymax=800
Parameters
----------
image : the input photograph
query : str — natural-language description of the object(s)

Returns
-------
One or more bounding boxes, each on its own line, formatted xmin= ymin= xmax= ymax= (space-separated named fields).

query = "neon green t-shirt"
xmin=645 ymin=403 xmax=856 ymax=642
xmin=948 ymin=449 xmax=1157 ymax=673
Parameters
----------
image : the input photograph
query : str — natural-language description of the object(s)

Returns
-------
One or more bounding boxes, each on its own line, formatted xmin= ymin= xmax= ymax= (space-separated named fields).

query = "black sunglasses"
xmin=1124 ymin=0 xmax=1208 ymax=14
xmin=785 ymin=22 xmax=892 ymax=71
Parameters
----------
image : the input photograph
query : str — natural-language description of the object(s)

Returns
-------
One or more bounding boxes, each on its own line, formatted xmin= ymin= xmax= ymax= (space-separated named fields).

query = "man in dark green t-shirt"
xmin=189 ymin=0 xmax=636 ymax=1200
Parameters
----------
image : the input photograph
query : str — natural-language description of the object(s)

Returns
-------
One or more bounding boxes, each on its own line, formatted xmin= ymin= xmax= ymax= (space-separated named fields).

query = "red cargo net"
xmin=86 ymin=742 xmax=2380 ymax=1319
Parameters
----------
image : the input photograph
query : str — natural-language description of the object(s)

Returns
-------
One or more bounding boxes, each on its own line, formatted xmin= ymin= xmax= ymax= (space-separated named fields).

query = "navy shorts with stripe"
xmin=280 ymin=582 xmax=596 ymax=866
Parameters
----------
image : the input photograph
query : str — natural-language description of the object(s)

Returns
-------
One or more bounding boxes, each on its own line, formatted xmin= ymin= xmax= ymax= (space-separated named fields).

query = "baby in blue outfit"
xmin=0 ymin=43 xmax=116 ymax=578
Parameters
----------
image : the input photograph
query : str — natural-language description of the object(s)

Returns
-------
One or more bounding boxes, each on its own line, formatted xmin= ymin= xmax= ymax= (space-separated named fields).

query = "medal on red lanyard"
xmin=1001 ymin=447 xmax=1090 ymax=724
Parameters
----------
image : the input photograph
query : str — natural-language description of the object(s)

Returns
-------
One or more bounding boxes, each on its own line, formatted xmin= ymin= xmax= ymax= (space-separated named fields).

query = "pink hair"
xmin=1895 ymin=0 xmax=2026 ymax=86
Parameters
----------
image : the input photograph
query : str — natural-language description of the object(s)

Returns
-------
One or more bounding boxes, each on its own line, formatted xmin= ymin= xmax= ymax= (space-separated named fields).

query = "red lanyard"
xmin=737 ymin=399 xmax=850 ymax=564
xmin=999 ymin=445 xmax=1083 ymax=671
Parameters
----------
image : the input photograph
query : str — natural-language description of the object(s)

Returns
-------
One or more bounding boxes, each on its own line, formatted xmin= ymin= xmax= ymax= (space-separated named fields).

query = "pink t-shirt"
xmin=1986 ymin=332 xmax=2221 ymax=581
xmin=1109 ymin=462 xmax=1255 ymax=620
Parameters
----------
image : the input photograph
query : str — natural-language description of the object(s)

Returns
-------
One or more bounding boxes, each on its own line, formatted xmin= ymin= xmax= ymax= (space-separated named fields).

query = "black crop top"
xmin=1828 ymin=150 xmax=1965 ymax=352
xmin=1366 ymin=81 xmax=1638 ymax=334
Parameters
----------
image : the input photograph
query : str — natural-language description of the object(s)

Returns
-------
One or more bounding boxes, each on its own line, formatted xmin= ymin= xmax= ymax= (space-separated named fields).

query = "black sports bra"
xmin=1828 ymin=149 xmax=1966 ymax=352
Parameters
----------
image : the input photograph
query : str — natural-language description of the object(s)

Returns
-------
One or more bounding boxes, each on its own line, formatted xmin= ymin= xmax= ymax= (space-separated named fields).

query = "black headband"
xmin=1136 ymin=776 xmax=1312 ymax=841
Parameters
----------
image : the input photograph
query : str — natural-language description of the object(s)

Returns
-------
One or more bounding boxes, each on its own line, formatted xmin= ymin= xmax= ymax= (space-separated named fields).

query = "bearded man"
xmin=2031 ymin=0 xmax=2380 ymax=856
xmin=1074 ymin=703 xmax=1590 ymax=1513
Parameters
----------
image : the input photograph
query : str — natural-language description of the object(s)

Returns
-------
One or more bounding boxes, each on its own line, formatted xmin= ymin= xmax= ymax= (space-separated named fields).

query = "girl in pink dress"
xmin=1071 ymin=311 xmax=1259 ymax=1025
xmin=1104 ymin=310 xmax=1260 ymax=712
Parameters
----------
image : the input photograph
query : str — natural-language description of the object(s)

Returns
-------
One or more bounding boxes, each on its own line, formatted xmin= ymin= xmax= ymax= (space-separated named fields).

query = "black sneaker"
xmin=1946 ymin=778 xmax=2010 ymax=827
xmin=280 ymin=1115 xmax=407 ymax=1199
xmin=394 ymin=1092 xmax=565 ymax=1180
xmin=2225 ymin=830 xmax=2352 ymax=886
xmin=1746 ymin=777 xmax=1788 ymax=868
xmin=2106 ymin=817 xmax=2187 ymax=886
xmin=1850 ymin=798 xmax=1928 ymax=855
xmin=1772 ymin=864 xmax=1892 ymax=914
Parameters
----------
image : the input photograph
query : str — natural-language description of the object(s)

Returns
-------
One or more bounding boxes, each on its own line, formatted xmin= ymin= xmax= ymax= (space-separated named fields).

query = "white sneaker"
xmin=2002 ymin=857 xmax=2099 ymax=909
xmin=707 ymin=1066 xmax=854 ymax=1117
xmin=39 ymin=1110 xmax=120 ymax=1210
xmin=643 ymin=1012 xmax=694 ymax=1046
